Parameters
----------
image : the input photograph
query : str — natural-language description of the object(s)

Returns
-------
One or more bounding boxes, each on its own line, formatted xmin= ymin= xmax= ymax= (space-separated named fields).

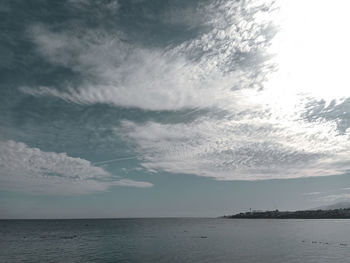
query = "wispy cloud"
xmin=315 ymin=193 xmax=350 ymax=203
xmin=305 ymin=187 xmax=350 ymax=204
xmin=0 ymin=140 xmax=152 ymax=194
xmin=68 ymin=0 xmax=119 ymax=14
xmin=22 ymin=0 xmax=274 ymax=111
xmin=18 ymin=0 xmax=350 ymax=182
xmin=302 ymin=192 xmax=322 ymax=196
xmin=116 ymin=116 xmax=350 ymax=180
xmin=92 ymin=156 xmax=138 ymax=165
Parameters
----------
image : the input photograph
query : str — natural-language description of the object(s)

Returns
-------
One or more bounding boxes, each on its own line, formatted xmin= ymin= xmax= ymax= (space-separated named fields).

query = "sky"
xmin=1 ymin=0 xmax=350 ymax=218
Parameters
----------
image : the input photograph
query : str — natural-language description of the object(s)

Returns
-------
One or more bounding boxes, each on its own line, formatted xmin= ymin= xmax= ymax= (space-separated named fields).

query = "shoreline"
xmin=223 ymin=208 xmax=350 ymax=219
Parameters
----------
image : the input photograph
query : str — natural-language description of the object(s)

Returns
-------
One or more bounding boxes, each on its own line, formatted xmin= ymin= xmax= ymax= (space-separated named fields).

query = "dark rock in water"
xmin=61 ymin=235 xmax=77 ymax=239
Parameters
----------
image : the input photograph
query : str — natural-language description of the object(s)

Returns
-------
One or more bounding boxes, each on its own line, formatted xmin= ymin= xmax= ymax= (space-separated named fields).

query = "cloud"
xmin=68 ymin=0 xmax=119 ymax=14
xmin=18 ymin=0 xmax=350 ymax=182
xmin=315 ymin=193 xmax=350 ymax=203
xmin=22 ymin=0 xmax=275 ymax=111
xmin=0 ymin=140 xmax=152 ymax=194
xmin=302 ymin=192 xmax=322 ymax=196
xmin=305 ymin=187 xmax=350 ymax=203
xmin=116 ymin=115 xmax=350 ymax=180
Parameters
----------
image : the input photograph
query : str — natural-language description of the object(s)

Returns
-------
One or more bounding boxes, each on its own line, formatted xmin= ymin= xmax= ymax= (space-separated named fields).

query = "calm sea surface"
xmin=1 ymin=218 xmax=350 ymax=262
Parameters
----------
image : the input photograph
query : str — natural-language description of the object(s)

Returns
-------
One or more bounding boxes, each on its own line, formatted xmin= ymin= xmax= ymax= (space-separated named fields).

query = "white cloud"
xmin=20 ymin=0 xmax=350 ymax=181
xmin=302 ymin=192 xmax=322 ymax=196
xmin=0 ymin=140 xmax=152 ymax=194
xmin=22 ymin=0 xmax=274 ymax=111
xmin=315 ymin=193 xmax=350 ymax=203
xmin=117 ymin=115 xmax=350 ymax=180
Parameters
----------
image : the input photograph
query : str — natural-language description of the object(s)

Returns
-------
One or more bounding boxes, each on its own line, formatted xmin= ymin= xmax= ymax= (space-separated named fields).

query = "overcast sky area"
xmin=1 ymin=0 xmax=350 ymax=218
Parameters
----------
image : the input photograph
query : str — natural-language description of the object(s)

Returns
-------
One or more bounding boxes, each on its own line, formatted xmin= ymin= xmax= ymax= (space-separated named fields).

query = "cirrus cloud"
xmin=18 ymin=0 xmax=350 ymax=182
xmin=116 ymin=115 xmax=350 ymax=180
xmin=21 ymin=0 xmax=275 ymax=111
xmin=0 ymin=140 xmax=152 ymax=194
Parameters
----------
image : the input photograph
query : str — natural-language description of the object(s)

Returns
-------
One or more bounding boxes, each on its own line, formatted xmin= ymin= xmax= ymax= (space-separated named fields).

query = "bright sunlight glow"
xmin=267 ymin=0 xmax=350 ymax=105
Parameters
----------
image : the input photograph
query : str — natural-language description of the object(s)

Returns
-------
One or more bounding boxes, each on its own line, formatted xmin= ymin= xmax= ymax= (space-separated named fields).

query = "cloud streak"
xmin=0 ymin=140 xmax=152 ymax=194
xmin=18 ymin=0 xmax=350 ymax=182
xmin=22 ymin=0 xmax=275 ymax=111
xmin=117 ymin=115 xmax=350 ymax=180
xmin=315 ymin=193 xmax=350 ymax=203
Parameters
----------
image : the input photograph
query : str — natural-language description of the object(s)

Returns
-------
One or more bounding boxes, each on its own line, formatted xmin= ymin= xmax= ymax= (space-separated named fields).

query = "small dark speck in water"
xmin=60 ymin=235 xmax=77 ymax=239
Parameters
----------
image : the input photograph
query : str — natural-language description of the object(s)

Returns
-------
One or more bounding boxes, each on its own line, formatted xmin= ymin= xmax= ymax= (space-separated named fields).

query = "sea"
xmin=1 ymin=218 xmax=350 ymax=263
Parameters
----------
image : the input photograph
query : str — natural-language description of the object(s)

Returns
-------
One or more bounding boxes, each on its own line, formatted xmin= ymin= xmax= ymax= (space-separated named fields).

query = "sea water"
xmin=1 ymin=218 xmax=350 ymax=262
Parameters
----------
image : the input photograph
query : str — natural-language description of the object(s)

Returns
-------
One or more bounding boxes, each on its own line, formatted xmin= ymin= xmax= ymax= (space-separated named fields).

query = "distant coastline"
xmin=223 ymin=208 xmax=350 ymax=219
